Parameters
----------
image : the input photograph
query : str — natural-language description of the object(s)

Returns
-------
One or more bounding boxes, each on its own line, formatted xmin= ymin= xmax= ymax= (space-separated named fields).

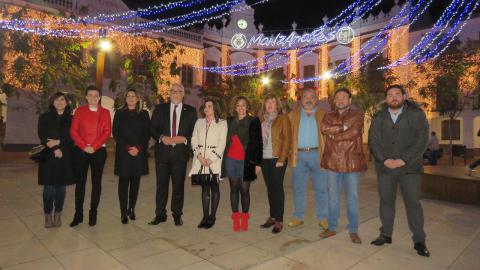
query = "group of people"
xmin=37 ymin=83 xmax=430 ymax=257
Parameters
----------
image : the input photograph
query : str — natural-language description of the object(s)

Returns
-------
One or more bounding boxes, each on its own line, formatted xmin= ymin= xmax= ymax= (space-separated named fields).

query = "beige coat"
xmin=189 ymin=118 xmax=228 ymax=177
xmin=288 ymin=108 xmax=326 ymax=168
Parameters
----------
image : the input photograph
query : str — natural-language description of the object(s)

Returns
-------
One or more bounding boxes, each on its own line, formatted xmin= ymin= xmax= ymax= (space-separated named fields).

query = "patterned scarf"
xmin=262 ymin=112 xmax=278 ymax=145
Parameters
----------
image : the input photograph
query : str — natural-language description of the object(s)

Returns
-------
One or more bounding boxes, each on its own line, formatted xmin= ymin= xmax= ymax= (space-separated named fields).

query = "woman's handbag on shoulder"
xmin=191 ymin=166 xmax=219 ymax=186
xmin=29 ymin=145 xmax=49 ymax=163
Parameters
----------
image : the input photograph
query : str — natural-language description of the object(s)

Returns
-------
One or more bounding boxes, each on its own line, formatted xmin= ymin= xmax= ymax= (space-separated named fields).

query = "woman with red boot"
xmin=221 ymin=96 xmax=262 ymax=231
xmin=70 ymin=85 xmax=111 ymax=227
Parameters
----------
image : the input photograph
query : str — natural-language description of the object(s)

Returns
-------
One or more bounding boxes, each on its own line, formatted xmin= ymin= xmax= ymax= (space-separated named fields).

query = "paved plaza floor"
xmin=0 ymin=151 xmax=479 ymax=269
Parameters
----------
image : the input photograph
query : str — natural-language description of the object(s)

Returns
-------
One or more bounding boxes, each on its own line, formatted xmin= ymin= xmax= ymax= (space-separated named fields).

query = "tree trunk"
xmin=449 ymin=117 xmax=454 ymax=166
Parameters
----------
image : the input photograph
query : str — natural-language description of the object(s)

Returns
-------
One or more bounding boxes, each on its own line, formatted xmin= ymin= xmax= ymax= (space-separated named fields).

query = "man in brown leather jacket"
xmin=319 ymin=88 xmax=367 ymax=244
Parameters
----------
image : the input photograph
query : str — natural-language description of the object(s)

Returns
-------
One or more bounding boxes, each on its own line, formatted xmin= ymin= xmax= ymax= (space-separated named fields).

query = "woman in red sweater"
xmin=70 ymin=85 xmax=111 ymax=227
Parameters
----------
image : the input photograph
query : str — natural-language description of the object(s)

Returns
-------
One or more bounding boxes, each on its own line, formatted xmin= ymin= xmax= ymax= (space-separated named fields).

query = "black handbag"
xmin=29 ymin=145 xmax=49 ymax=163
xmin=191 ymin=166 xmax=219 ymax=186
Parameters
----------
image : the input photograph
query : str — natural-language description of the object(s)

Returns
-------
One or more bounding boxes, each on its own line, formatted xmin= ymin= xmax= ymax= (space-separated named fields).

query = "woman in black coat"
xmin=221 ymin=96 xmax=263 ymax=231
xmin=113 ymin=89 xmax=150 ymax=224
xmin=38 ymin=92 xmax=74 ymax=228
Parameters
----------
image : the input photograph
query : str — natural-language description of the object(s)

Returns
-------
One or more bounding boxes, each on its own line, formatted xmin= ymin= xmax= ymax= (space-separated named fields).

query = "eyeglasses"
xmin=170 ymin=90 xmax=183 ymax=95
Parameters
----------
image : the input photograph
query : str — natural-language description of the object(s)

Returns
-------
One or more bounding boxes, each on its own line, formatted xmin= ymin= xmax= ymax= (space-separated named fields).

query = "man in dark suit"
xmin=149 ymin=83 xmax=197 ymax=226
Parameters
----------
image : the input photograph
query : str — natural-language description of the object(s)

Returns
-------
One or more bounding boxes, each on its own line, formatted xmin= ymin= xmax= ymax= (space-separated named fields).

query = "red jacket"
xmin=70 ymin=105 xmax=112 ymax=151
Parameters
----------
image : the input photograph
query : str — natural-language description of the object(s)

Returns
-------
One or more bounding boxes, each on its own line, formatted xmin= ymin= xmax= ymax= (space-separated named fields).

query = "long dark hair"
xmin=48 ymin=92 xmax=72 ymax=115
xmin=121 ymin=89 xmax=142 ymax=113
xmin=200 ymin=98 xmax=222 ymax=123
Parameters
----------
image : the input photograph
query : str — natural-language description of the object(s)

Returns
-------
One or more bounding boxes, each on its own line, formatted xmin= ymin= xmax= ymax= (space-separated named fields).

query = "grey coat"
xmin=368 ymin=100 xmax=429 ymax=175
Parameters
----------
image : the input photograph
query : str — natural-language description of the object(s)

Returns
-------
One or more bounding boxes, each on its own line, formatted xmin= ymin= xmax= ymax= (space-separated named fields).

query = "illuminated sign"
xmin=231 ymin=26 xmax=355 ymax=50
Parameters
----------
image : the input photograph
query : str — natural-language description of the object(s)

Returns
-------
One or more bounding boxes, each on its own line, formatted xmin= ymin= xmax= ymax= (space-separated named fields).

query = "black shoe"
xmin=197 ymin=217 xmax=209 ymax=228
xmin=148 ymin=215 xmax=167 ymax=225
xmin=173 ymin=216 xmax=183 ymax=226
xmin=260 ymin=217 xmax=276 ymax=229
xmin=204 ymin=216 xmax=216 ymax=229
xmin=414 ymin=242 xmax=430 ymax=257
xmin=370 ymin=235 xmax=392 ymax=246
xmin=88 ymin=210 xmax=97 ymax=226
xmin=69 ymin=212 xmax=83 ymax=227
xmin=121 ymin=213 xmax=128 ymax=224
xmin=127 ymin=208 xmax=136 ymax=220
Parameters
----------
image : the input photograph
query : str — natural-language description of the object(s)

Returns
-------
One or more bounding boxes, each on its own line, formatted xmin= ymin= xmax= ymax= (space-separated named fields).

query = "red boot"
xmin=231 ymin=212 xmax=241 ymax=231
xmin=240 ymin=213 xmax=250 ymax=231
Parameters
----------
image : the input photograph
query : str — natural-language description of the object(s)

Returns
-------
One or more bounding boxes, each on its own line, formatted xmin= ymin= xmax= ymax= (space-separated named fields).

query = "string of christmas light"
xmin=80 ymin=0 xmax=211 ymax=23
xmin=347 ymin=0 xmax=465 ymax=74
xmin=200 ymin=0 xmax=380 ymax=74
xmin=285 ymin=0 xmax=431 ymax=83
xmin=383 ymin=0 xmax=465 ymax=69
xmin=230 ymin=0 xmax=414 ymax=77
xmin=1 ymin=0 xmax=213 ymax=25
xmin=416 ymin=0 xmax=480 ymax=63
xmin=112 ymin=0 xmax=244 ymax=32
xmin=287 ymin=0 xmax=478 ymax=84
xmin=200 ymin=0 xmax=382 ymax=75
xmin=0 ymin=0 xmax=243 ymax=34
xmin=352 ymin=0 xmax=477 ymax=72
xmin=0 ymin=0 xmax=270 ymax=38
xmin=136 ymin=0 xmax=270 ymax=34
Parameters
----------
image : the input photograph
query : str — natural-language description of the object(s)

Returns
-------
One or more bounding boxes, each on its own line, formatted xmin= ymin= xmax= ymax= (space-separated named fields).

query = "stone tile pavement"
xmin=0 ymin=151 xmax=479 ymax=269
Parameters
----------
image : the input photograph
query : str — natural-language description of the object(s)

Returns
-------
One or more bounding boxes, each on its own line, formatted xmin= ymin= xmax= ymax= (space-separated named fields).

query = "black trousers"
xmin=118 ymin=176 xmax=141 ymax=213
xmin=378 ymin=173 xmax=426 ymax=243
xmin=261 ymin=158 xmax=287 ymax=222
xmin=155 ymin=146 xmax=188 ymax=217
xmin=74 ymin=147 xmax=107 ymax=213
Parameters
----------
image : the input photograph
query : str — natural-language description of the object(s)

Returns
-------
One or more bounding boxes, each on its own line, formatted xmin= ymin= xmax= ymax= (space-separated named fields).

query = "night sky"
xmin=122 ymin=0 xmax=453 ymax=32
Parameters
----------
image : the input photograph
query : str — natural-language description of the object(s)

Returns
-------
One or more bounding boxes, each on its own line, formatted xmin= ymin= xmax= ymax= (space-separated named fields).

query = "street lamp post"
xmin=95 ymin=39 xmax=112 ymax=91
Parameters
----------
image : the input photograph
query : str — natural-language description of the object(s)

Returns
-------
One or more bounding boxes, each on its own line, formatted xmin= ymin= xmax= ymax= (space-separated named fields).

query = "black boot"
xmin=197 ymin=217 xmax=209 ymax=228
xmin=69 ymin=212 xmax=83 ymax=227
xmin=127 ymin=208 xmax=136 ymax=220
xmin=204 ymin=216 xmax=216 ymax=229
xmin=121 ymin=212 xmax=128 ymax=224
xmin=414 ymin=242 xmax=430 ymax=257
xmin=88 ymin=210 xmax=97 ymax=226
xmin=370 ymin=235 xmax=392 ymax=246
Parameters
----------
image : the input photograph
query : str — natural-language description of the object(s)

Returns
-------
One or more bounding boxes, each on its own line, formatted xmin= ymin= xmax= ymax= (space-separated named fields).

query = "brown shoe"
xmin=260 ymin=217 xmax=276 ymax=228
xmin=272 ymin=222 xmax=283 ymax=234
xmin=318 ymin=219 xmax=328 ymax=231
xmin=319 ymin=229 xmax=336 ymax=239
xmin=350 ymin=233 xmax=362 ymax=244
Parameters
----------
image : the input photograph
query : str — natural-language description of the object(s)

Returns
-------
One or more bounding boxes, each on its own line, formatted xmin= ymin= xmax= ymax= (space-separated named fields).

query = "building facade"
xmin=2 ymin=0 xmax=480 ymax=153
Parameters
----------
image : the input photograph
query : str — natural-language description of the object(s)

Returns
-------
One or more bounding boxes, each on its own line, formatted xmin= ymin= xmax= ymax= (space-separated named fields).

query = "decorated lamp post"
xmin=95 ymin=30 xmax=112 ymax=91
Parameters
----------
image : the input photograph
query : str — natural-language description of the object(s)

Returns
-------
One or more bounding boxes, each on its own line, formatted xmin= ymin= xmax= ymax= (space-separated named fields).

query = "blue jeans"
xmin=291 ymin=151 xmax=328 ymax=220
xmin=43 ymin=185 xmax=66 ymax=214
xmin=326 ymin=171 xmax=360 ymax=233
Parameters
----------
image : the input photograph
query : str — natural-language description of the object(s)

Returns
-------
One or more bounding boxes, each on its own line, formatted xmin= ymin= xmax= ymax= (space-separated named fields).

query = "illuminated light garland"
xmin=346 ymin=0 xmax=464 ymax=74
xmin=287 ymin=0 xmax=479 ymax=84
xmin=0 ymin=0 xmax=270 ymax=38
xmin=383 ymin=0 xmax=466 ymax=69
xmin=112 ymin=0 xmax=244 ymax=32
xmin=229 ymin=0 xmax=412 ymax=77
xmin=416 ymin=0 xmax=480 ymax=63
xmin=1 ymin=0 xmax=213 ymax=25
xmin=201 ymin=0 xmax=381 ymax=73
xmin=200 ymin=0 xmax=382 ymax=75
xmin=285 ymin=0 xmax=432 ymax=83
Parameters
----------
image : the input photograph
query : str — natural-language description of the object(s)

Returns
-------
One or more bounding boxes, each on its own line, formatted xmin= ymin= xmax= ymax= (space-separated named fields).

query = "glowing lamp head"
xmin=323 ymin=70 xmax=333 ymax=79
xmin=98 ymin=39 xmax=112 ymax=52
xmin=261 ymin=77 xmax=271 ymax=86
